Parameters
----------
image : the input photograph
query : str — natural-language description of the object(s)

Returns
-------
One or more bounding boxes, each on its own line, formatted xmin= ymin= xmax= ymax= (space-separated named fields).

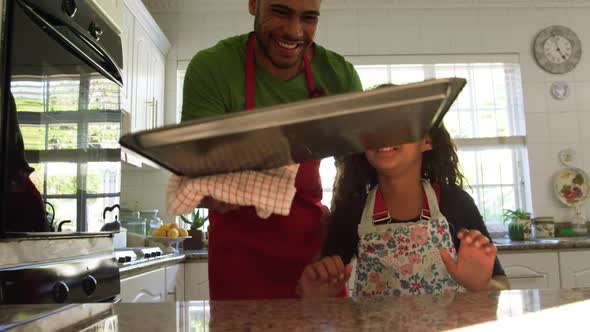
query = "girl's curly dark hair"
xmin=321 ymin=85 xmax=465 ymax=263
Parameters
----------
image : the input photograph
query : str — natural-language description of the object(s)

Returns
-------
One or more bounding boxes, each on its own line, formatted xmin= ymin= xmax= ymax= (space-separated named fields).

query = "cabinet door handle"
xmin=508 ymin=275 xmax=545 ymax=280
xmin=146 ymin=98 xmax=157 ymax=129
xmin=153 ymin=99 xmax=158 ymax=128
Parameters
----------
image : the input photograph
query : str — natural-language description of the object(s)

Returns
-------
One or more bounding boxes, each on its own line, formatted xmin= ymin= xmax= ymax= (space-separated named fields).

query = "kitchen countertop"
xmin=118 ymin=235 xmax=590 ymax=278
xmin=118 ymin=249 xmax=208 ymax=278
xmin=118 ymin=253 xmax=186 ymax=279
xmin=183 ymin=249 xmax=208 ymax=261
xmin=494 ymin=236 xmax=590 ymax=251
xmin=4 ymin=288 xmax=590 ymax=331
xmin=118 ymin=235 xmax=590 ymax=279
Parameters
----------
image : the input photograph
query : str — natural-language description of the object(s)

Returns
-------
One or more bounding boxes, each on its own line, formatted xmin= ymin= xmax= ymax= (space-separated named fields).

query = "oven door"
xmin=1 ymin=0 xmax=123 ymax=234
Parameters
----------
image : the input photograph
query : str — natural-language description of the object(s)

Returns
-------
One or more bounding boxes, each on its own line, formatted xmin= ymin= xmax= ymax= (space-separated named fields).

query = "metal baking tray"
xmin=119 ymin=78 xmax=466 ymax=177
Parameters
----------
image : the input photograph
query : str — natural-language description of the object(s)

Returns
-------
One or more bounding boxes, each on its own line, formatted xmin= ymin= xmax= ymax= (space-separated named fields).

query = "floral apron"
xmin=354 ymin=180 xmax=464 ymax=296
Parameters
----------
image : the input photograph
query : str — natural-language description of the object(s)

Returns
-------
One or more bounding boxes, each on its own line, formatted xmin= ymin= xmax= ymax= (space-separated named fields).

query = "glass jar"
xmin=533 ymin=217 xmax=555 ymax=239
xmin=120 ymin=210 xmax=147 ymax=236
xmin=555 ymin=221 xmax=574 ymax=237
xmin=141 ymin=209 xmax=164 ymax=235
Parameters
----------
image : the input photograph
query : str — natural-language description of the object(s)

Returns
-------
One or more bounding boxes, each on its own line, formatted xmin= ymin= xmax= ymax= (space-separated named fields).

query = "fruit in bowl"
xmin=151 ymin=222 xmax=189 ymax=238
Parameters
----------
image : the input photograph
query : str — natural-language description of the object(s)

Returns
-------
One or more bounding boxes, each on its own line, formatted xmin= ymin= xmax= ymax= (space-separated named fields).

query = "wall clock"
xmin=533 ymin=25 xmax=582 ymax=74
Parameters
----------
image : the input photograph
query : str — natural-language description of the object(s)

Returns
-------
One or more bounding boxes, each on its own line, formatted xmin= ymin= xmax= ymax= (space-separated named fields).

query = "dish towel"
xmin=166 ymin=164 xmax=299 ymax=219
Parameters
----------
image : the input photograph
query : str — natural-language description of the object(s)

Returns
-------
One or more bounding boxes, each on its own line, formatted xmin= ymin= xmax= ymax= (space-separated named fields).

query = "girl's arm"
xmin=440 ymin=187 xmax=509 ymax=281
xmin=440 ymin=228 xmax=499 ymax=291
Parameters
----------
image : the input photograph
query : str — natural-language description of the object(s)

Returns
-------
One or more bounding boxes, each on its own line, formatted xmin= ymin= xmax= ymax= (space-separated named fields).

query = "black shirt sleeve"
xmin=439 ymin=186 xmax=506 ymax=277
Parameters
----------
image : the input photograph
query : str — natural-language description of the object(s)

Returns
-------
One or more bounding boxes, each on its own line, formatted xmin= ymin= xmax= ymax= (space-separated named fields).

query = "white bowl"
xmin=147 ymin=236 xmax=191 ymax=253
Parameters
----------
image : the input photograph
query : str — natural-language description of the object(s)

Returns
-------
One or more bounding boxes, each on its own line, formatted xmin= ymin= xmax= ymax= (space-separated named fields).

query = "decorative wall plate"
xmin=553 ymin=167 xmax=589 ymax=207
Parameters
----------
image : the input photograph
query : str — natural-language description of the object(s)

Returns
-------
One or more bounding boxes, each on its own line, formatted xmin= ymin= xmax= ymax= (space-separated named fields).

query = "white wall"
xmin=141 ymin=1 xmax=590 ymax=222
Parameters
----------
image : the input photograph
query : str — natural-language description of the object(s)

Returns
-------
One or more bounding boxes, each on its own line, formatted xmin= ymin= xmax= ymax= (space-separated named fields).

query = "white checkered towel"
xmin=166 ymin=165 xmax=299 ymax=219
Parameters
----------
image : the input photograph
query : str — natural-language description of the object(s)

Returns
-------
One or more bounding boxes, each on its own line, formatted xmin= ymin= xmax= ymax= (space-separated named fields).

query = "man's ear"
xmin=422 ymin=135 xmax=433 ymax=152
xmin=248 ymin=0 xmax=257 ymax=15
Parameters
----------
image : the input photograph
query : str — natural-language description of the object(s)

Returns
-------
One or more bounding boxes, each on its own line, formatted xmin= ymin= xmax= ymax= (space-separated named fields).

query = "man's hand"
xmin=297 ymin=256 xmax=352 ymax=298
xmin=439 ymin=229 xmax=497 ymax=291
xmin=199 ymin=196 xmax=240 ymax=214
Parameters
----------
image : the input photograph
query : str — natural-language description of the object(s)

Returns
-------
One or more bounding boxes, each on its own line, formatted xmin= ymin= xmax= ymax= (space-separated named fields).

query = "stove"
xmin=113 ymin=247 xmax=166 ymax=266
xmin=0 ymin=254 xmax=120 ymax=304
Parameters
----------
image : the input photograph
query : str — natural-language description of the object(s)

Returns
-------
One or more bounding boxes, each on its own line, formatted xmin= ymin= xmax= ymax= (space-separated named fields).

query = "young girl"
xmin=298 ymin=120 xmax=510 ymax=297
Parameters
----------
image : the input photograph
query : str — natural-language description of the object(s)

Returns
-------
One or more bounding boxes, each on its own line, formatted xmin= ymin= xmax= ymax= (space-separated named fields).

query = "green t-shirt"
xmin=181 ymin=33 xmax=363 ymax=121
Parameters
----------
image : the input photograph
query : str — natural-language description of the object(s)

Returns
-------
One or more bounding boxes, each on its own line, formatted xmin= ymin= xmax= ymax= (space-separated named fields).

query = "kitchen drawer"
xmin=498 ymin=252 xmax=560 ymax=290
xmin=559 ymin=251 xmax=590 ymax=289
xmin=120 ymin=268 xmax=166 ymax=303
xmin=165 ymin=264 xmax=185 ymax=301
xmin=184 ymin=262 xmax=209 ymax=300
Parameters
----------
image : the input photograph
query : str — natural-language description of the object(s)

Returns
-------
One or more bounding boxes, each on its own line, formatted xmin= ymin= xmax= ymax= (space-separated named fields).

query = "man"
xmin=182 ymin=0 xmax=362 ymax=300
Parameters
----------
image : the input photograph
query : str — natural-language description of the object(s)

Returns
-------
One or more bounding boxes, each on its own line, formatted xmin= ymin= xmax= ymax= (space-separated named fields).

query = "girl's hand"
xmin=297 ymin=255 xmax=353 ymax=298
xmin=439 ymin=229 xmax=497 ymax=291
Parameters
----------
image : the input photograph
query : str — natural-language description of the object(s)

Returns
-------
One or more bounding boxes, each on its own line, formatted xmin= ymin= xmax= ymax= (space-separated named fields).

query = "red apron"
xmin=208 ymin=33 xmax=327 ymax=300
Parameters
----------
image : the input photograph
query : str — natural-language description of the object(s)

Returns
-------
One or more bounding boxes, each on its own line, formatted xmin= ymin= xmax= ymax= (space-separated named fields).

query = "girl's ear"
xmin=422 ymin=135 xmax=433 ymax=152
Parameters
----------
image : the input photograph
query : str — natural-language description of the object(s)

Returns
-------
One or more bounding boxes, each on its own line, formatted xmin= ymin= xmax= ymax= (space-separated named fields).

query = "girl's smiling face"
xmin=365 ymin=137 xmax=432 ymax=178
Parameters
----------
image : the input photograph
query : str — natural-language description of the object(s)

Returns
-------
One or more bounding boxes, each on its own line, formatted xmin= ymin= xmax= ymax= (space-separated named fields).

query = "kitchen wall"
xmin=136 ymin=0 xmax=590 ymax=222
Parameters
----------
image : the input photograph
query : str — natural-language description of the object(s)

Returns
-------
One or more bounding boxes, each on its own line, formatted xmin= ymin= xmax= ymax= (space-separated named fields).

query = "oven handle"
xmin=16 ymin=0 xmax=124 ymax=87
xmin=100 ymin=295 xmax=122 ymax=304
xmin=65 ymin=26 xmax=123 ymax=87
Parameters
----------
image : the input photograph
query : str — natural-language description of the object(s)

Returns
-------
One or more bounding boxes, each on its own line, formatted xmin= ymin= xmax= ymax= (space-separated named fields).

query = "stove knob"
xmin=52 ymin=281 xmax=70 ymax=303
xmin=118 ymin=257 xmax=126 ymax=264
xmin=82 ymin=275 xmax=97 ymax=296
xmin=61 ymin=0 xmax=77 ymax=17
xmin=125 ymin=256 xmax=131 ymax=262
xmin=88 ymin=22 xmax=103 ymax=41
xmin=155 ymin=252 xmax=161 ymax=256
xmin=144 ymin=253 xmax=151 ymax=259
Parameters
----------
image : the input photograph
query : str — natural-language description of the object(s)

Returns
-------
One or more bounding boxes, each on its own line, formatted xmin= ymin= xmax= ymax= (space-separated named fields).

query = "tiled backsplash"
xmin=120 ymin=165 xmax=175 ymax=223
xmin=132 ymin=3 xmax=590 ymax=223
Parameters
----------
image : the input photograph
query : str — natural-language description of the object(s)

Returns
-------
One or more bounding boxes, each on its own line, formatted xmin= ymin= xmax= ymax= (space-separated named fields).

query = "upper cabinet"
xmin=88 ymin=0 xmax=124 ymax=34
xmin=117 ymin=0 xmax=170 ymax=166
xmin=130 ymin=20 xmax=166 ymax=132
xmin=121 ymin=0 xmax=170 ymax=134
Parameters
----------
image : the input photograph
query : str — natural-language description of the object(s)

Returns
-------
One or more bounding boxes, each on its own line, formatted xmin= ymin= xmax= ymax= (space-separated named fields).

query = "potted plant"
xmin=180 ymin=208 xmax=208 ymax=250
xmin=503 ymin=209 xmax=532 ymax=241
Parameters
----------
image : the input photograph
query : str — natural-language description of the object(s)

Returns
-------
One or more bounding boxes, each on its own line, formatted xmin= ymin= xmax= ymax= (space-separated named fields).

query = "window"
xmin=320 ymin=55 xmax=530 ymax=232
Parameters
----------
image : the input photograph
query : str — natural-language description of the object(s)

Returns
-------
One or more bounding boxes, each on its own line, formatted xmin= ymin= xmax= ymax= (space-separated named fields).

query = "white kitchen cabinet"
xmin=559 ymin=251 xmax=590 ymax=289
xmin=120 ymin=268 xmax=166 ymax=303
xmin=89 ymin=0 xmax=124 ymax=34
xmin=166 ymin=264 xmax=185 ymax=302
xmin=184 ymin=262 xmax=209 ymax=300
xmin=121 ymin=0 xmax=169 ymax=135
xmin=497 ymin=252 xmax=560 ymax=290
xmin=121 ymin=5 xmax=135 ymax=119
xmin=130 ymin=18 xmax=151 ymax=132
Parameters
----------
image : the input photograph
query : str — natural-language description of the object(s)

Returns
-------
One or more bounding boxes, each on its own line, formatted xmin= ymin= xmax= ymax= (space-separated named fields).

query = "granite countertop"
xmin=494 ymin=236 xmax=590 ymax=251
xmin=4 ymin=288 xmax=590 ymax=331
xmin=118 ymin=249 xmax=207 ymax=278
xmin=118 ymin=253 xmax=186 ymax=279
xmin=183 ymin=249 xmax=208 ymax=261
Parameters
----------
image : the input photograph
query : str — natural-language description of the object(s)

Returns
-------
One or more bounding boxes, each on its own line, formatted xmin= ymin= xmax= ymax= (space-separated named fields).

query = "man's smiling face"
xmin=250 ymin=0 xmax=321 ymax=70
